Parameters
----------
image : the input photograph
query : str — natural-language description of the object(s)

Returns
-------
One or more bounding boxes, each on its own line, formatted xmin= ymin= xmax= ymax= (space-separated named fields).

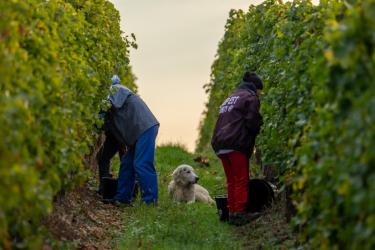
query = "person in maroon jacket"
xmin=211 ymin=72 xmax=263 ymax=226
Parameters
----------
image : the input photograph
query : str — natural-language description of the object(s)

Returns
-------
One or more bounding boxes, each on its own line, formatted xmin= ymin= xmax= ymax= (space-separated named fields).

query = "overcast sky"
xmin=109 ymin=1 xmax=265 ymax=151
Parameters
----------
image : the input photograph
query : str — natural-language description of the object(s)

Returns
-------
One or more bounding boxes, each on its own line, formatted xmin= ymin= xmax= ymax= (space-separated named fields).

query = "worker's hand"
xmin=98 ymin=110 xmax=108 ymax=119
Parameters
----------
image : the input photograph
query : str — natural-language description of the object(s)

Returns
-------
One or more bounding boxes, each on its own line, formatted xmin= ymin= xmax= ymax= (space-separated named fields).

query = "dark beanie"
xmin=243 ymin=72 xmax=263 ymax=90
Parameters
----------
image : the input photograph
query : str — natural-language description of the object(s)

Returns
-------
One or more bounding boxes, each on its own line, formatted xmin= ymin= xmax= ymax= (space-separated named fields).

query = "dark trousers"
xmin=97 ymin=131 xmax=124 ymax=191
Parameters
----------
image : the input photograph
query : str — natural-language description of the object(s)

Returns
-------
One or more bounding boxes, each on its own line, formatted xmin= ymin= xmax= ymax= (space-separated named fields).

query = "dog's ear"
xmin=173 ymin=167 xmax=184 ymax=185
xmin=172 ymin=167 xmax=180 ymax=179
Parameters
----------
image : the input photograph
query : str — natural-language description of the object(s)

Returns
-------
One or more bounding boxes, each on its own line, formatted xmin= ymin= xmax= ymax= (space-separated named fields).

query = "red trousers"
xmin=219 ymin=151 xmax=249 ymax=213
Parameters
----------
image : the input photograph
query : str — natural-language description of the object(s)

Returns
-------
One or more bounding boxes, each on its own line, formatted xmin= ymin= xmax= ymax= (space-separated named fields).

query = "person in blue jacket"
xmin=106 ymin=75 xmax=160 ymax=205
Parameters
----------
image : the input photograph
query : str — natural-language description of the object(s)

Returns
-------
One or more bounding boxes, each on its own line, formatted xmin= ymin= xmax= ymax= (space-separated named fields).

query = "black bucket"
xmin=102 ymin=177 xmax=118 ymax=200
xmin=247 ymin=179 xmax=274 ymax=213
xmin=215 ymin=179 xmax=274 ymax=221
xmin=214 ymin=195 xmax=229 ymax=221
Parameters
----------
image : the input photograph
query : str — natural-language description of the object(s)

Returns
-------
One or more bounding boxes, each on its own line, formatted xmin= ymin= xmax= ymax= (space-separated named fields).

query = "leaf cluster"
xmin=0 ymin=0 xmax=135 ymax=247
xmin=196 ymin=0 xmax=375 ymax=248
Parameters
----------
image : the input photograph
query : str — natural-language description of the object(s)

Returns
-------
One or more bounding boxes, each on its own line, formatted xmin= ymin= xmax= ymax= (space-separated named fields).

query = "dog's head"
xmin=172 ymin=164 xmax=199 ymax=186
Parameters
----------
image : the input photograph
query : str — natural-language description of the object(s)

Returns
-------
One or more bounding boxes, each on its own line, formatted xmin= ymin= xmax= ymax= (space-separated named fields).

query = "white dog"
xmin=168 ymin=164 xmax=215 ymax=205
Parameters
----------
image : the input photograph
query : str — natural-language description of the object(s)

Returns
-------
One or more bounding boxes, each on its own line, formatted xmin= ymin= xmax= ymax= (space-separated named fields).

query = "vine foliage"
xmin=197 ymin=0 xmax=375 ymax=248
xmin=0 ymin=0 xmax=136 ymax=248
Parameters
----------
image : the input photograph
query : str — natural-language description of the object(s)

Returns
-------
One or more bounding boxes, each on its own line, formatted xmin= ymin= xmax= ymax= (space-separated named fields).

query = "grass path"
xmin=111 ymin=145 xmax=298 ymax=249
xmin=113 ymin=145 xmax=240 ymax=249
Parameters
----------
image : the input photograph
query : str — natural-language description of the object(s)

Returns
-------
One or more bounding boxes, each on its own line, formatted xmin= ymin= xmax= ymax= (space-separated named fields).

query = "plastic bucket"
xmin=215 ymin=179 xmax=275 ymax=221
xmin=214 ymin=195 xmax=229 ymax=221
xmin=247 ymin=179 xmax=274 ymax=213
xmin=102 ymin=177 xmax=118 ymax=200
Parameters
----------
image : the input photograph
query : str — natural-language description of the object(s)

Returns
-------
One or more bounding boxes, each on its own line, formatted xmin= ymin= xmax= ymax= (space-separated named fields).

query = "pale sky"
xmin=109 ymin=0 xmax=266 ymax=152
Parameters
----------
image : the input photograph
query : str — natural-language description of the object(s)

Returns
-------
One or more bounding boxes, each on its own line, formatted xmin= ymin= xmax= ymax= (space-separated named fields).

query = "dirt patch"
xmin=43 ymin=180 xmax=124 ymax=250
xmin=43 ymin=134 xmax=125 ymax=250
xmin=234 ymin=192 xmax=302 ymax=250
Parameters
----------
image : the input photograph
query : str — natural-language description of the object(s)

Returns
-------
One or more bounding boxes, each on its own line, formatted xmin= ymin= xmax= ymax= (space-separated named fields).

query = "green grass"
xmin=114 ymin=144 xmax=241 ymax=250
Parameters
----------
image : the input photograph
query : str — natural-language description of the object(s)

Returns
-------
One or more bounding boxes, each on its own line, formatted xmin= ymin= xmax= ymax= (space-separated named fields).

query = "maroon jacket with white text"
xmin=211 ymin=88 xmax=263 ymax=157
